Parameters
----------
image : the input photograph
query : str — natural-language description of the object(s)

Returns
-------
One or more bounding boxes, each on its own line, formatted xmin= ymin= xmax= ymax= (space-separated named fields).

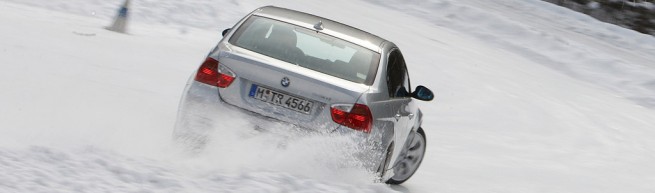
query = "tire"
xmin=386 ymin=127 xmax=426 ymax=184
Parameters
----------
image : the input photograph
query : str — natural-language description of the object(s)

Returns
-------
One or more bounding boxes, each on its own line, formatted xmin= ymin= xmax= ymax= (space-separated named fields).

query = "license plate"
xmin=249 ymin=84 xmax=314 ymax=114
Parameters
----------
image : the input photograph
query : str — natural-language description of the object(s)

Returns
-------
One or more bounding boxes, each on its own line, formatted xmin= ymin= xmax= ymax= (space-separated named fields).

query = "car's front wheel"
xmin=386 ymin=127 xmax=426 ymax=184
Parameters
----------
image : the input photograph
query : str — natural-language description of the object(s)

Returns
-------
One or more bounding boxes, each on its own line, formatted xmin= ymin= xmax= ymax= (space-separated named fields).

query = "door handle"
xmin=408 ymin=113 xmax=415 ymax=119
xmin=394 ymin=114 xmax=401 ymax=121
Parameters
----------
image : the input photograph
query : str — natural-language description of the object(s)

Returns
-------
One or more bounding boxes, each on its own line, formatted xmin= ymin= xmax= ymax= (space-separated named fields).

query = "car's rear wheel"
xmin=386 ymin=127 xmax=426 ymax=184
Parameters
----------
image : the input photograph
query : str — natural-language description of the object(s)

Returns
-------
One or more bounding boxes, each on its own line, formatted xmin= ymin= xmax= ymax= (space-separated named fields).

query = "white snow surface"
xmin=1 ymin=0 xmax=655 ymax=192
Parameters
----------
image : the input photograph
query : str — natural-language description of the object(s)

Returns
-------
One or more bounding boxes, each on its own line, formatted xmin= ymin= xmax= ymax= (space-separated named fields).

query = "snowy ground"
xmin=1 ymin=0 xmax=655 ymax=192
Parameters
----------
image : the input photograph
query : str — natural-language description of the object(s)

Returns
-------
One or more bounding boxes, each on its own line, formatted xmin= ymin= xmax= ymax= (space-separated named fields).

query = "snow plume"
xmin=171 ymin=96 xmax=383 ymax=184
xmin=175 ymin=111 xmax=382 ymax=184
xmin=0 ymin=107 xmax=391 ymax=193
xmin=0 ymin=146 xmax=393 ymax=193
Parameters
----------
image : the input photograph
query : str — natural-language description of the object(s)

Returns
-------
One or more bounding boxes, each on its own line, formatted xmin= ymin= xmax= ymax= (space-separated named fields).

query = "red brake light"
xmin=331 ymin=103 xmax=372 ymax=133
xmin=195 ymin=57 xmax=236 ymax=88
xmin=217 ymin=73 xmax=235 ymax=88
xmin=196 ymin=58 xmax=218 ymax=86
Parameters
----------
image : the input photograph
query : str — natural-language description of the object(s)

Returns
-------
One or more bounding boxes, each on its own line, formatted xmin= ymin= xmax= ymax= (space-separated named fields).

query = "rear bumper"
xmin=175 ymin=78 xmax=345 ymax=137
xmin=174 ymin=78 xmax=314 ymax=133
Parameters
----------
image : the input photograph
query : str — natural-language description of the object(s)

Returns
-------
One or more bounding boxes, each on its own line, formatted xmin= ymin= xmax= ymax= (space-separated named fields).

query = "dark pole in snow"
xmin=106 ymin=0 xmax=130 ymax=33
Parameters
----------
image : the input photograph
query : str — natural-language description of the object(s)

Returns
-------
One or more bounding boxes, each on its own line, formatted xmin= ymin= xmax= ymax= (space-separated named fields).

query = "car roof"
xmin=252 ymin=6 xmax=388 ymax=53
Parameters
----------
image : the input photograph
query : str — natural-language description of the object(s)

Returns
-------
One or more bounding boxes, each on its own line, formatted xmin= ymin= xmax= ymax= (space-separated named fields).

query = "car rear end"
xmin=173 ymin=5 xmax=397 ymax=180
xmin=177 ymin=6 xmax=387 ymax=134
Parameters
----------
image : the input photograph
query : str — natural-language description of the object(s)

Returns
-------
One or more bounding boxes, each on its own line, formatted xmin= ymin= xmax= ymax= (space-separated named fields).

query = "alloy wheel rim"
xmin=391 ymin=132 xmax=425 ymax=181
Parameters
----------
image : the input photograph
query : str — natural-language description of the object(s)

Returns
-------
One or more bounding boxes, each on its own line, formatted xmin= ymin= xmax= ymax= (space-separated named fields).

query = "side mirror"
xmin=222 ymin=28 xmax=231 ymax=37
xmin=412 ymin=85 xmax=434 ymax=101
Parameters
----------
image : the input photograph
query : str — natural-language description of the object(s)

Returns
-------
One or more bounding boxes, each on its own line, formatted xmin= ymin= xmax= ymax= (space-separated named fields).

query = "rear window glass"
xmin=229 ymin=16 xmax=380 ymax=85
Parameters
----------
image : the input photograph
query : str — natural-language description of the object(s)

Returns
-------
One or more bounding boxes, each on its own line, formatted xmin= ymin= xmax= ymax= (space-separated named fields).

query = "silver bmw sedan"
xmin=174 ymin=6 xmax=434 ymax=184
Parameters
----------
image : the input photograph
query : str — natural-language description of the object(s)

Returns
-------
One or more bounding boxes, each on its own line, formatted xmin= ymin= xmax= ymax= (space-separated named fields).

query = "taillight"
xmin=331 ymin=103 xmax=373 ymax=133
xmin=195 ymin=57 xmax=236 ymax=88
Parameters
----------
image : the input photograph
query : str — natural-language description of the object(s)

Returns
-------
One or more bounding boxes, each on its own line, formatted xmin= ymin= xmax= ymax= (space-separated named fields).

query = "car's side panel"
xmin=371 ymin=45 xmax=422 ymax=176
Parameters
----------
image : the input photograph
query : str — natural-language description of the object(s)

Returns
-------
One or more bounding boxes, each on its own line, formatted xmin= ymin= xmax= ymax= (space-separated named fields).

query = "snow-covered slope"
xmin=1 ymin=0 xmax=654 ymax=192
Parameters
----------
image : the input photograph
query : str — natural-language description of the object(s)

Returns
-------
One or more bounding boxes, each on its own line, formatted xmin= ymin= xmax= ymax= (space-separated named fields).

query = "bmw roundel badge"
xmin=281 ymin=77 xmax=290 ymax=87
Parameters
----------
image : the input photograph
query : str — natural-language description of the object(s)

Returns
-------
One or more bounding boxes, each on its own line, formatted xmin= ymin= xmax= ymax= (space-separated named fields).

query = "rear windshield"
xmin=229 ymin=16 xmax=380 ymax=85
